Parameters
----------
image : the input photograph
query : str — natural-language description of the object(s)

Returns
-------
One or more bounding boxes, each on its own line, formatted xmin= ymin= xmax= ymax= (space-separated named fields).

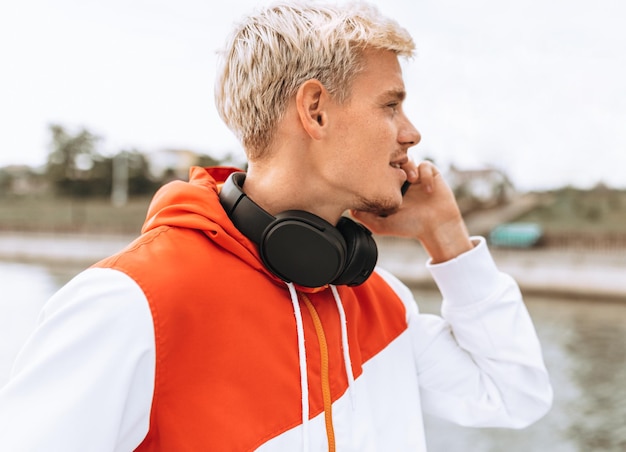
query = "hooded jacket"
xmin=0 ymin=167 xmax=552 ymax=451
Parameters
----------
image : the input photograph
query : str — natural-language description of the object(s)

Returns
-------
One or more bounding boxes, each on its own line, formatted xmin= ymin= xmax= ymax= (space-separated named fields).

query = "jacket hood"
xmin=141 ymin=166 xmax=325 ymax=292
xmin=142 ymin=166 xmax=274 ymax=282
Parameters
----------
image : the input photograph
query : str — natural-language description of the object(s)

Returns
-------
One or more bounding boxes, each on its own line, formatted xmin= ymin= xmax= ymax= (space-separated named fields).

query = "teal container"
xmin=489 ymin=223 xmax=543 ymax=248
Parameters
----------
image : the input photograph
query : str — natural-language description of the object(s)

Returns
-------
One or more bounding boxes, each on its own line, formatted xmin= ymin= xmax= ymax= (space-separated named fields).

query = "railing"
xmin=540 ymin=232 xmax=626 ymax=251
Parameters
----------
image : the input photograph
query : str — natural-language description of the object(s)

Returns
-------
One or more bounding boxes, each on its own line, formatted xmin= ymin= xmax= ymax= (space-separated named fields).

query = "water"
xmin=0 ymin=261 xmax=85 ymax=383
xmin=415 ymin=289 xmax=626 ymax=452
xmin=1 ymin=261 xmax=625 ymax=451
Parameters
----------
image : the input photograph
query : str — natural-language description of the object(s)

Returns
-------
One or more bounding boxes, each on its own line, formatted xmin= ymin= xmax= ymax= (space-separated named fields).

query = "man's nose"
xmin=400 ymin=118 xmax=421 ymax=147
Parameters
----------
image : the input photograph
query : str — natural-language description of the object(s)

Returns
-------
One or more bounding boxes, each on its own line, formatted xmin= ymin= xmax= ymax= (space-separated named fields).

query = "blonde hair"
xmin=215 ymin=0 xmax=415 ymax=160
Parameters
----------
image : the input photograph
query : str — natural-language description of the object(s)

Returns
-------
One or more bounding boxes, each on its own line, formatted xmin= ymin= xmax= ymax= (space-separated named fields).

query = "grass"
xmin=0 ymin=195 xmax=151 ymax=235
xmin=514 ymin=188 xmax=626 ymax=234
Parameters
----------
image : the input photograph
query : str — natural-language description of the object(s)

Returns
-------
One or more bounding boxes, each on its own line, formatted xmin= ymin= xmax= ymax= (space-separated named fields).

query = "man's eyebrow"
xmin=379 ymin=88 xmax=406 ymax=102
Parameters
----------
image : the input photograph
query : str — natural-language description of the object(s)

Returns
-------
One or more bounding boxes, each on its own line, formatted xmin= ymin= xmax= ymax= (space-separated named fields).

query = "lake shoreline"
xmin=2 ymin=231 xmax=625 ymax=302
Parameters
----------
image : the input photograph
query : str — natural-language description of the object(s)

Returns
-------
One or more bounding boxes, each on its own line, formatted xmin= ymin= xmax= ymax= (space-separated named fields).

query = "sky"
xmin=1 ymin=0 xmax=625 ymax=191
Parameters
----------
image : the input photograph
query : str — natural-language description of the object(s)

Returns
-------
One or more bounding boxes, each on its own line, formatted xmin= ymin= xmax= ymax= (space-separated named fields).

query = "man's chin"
xmin=357 ymin=196 xmax=401 ymax=217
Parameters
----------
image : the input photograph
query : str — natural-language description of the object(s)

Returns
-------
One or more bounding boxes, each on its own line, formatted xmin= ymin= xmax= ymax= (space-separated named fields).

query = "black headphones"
xmin=219 ymin=171 xmax=378 ymax=288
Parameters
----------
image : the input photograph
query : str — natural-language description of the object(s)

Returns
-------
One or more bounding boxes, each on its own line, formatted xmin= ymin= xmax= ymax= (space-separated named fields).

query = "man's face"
xmin=319 ymin=49 xmax=421 ymax=216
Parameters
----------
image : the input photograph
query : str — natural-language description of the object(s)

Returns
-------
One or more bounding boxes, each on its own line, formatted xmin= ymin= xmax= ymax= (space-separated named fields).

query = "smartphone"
xmin=400 ymin=180 xmax=411 ymax=196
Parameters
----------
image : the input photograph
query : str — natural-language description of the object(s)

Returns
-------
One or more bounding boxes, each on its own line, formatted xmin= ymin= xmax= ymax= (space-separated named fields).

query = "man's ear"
xmin=295 ymin=79 xmax=328 ymax=140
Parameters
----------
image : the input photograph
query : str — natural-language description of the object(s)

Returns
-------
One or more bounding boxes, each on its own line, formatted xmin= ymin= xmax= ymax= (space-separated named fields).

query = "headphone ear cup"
xmin=332 ymin=217 xmax=378 ymax=286
xmin=220 ymin=172 xmax=377 ymax=287
xmin=261 ymin=210 xmax=348 ymax=288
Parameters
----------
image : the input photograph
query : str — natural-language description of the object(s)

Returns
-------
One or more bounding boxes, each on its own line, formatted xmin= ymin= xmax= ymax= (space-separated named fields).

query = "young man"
xmin=0 ymin=1 xmax=552 ymax=450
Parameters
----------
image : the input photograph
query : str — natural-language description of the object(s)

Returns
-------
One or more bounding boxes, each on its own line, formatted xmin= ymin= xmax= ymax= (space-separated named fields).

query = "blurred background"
xmin=1 ymin=0 xmax=625 ymax=451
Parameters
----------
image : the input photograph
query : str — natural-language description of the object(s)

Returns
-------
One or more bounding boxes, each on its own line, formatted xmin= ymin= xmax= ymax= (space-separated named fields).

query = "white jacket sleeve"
xmin=380 ymin=237 xmax=553 ymax=429
xmin=0 ymin=268 xmax=156 ymax=452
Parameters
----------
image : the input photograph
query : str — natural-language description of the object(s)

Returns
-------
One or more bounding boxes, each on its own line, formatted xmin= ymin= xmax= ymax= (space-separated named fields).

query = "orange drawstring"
xmin=301 ymin=293 xmax=336 ymax=452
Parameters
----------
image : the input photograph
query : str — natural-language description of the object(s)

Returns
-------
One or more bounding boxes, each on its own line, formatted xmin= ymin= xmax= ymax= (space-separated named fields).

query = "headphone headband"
xmin=220 ymin=171 xmax=274 ymax=244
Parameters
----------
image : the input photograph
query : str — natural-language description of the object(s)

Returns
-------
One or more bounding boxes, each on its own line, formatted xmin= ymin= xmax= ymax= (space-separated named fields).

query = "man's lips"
xmin=389 ymin=155 xmax=408 ymax=169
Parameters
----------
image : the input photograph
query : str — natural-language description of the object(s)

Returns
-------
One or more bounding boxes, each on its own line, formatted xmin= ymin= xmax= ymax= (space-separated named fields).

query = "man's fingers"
xmin=416 ymin=161 xmax=439 ymax=193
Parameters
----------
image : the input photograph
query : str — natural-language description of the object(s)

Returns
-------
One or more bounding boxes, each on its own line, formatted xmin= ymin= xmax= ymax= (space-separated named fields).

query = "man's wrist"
xmin=419 ymin=220 xmax=473 ymax=264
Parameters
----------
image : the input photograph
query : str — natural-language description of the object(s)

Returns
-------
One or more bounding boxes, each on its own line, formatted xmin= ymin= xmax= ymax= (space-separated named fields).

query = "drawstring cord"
xmin=330 ymin=285 xmax=356 ymax=410
xmin=300 ymin=293 xmax=337 ymax=452
xmin=287 ymin=282 xmax=310 ymax=452
xmin=286 ymin=283 xmax=356 ymax=451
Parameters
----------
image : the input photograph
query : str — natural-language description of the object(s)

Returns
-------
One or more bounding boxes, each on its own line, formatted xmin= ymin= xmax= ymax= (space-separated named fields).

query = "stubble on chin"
xmin=356 ymin=196 xmax=400 ymax=218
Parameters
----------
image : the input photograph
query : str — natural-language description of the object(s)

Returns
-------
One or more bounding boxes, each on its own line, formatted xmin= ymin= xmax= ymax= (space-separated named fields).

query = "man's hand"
xmin=352 ymin=161 xmax=473 ymax=263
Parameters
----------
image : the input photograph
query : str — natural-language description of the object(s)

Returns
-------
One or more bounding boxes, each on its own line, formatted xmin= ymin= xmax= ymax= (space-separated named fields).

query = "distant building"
xmin=0 ymin=165 xmax=48 ymax=195
xmin=446 ymin=165 xmax=516 ymax=212
xmin=145 ymin=149 xmax=200 ymax=181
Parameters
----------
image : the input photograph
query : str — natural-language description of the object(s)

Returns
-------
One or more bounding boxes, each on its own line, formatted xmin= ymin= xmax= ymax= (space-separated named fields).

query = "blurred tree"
xmin=120 ymin=149 xmax=160 ymax=197
xmin=43 ymin=124 xmax=236 ymax=199
xmin=46 ymin=124 xmax=106 ymax=197
xmin=195 ymin=153 xmax=221 ymax=168
xmin=0 ymin=168 xmax=12 ymax=196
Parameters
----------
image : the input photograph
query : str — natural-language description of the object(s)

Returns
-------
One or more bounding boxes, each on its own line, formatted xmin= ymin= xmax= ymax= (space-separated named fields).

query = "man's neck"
xmin=243 ymin=161 xmax=346 ymax=225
